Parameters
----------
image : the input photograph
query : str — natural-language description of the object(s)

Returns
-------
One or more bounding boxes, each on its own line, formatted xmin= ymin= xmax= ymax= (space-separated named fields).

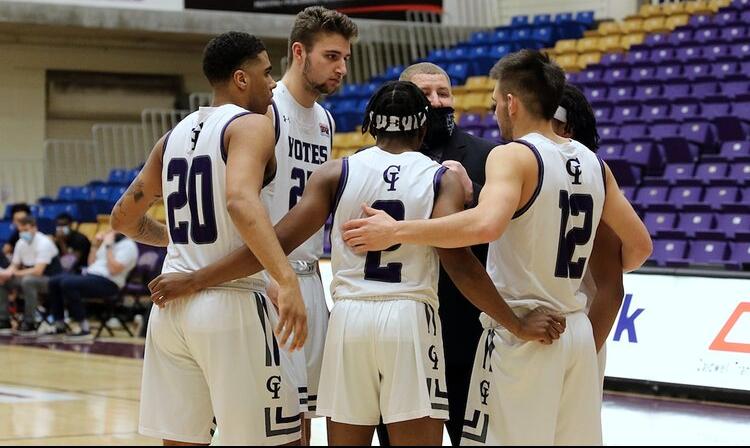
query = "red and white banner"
xmin=606 ymin=273 xmax=750 ymax=392
xmin=20 ymin=0 xmax=182 ymax=10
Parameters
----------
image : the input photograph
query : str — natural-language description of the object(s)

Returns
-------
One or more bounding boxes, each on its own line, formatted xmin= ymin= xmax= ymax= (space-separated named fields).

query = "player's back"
xmin=487 ymin=132 xmax=606 ymax=314
xmin=160 ymin=104 xmax=262 ymax=289
xmin=330 ymin=147 xmax=446 ymax=308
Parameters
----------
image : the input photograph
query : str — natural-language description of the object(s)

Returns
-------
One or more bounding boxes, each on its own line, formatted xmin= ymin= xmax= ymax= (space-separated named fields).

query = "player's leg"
xmin=554 ymin=312 xmax=603 ymax=445
xmin=317 ymin=300 xmax=381 ymax=444
xmin=378 ymin=301 xmax=448 ymax=446
xmin=138 ymin=296 xmax=215 ymax=445
xmin=299 ymin=270 xmax=328 ymax=420
xmin=189 ymin=290 xmax=301 ymax=446
xmin=163 ymin=440 xmax=208 ymax=446
xmin=327 ymin=420 xmax=376 ymax=446
xmin=461 ymin=312 xmax=564 ymax=446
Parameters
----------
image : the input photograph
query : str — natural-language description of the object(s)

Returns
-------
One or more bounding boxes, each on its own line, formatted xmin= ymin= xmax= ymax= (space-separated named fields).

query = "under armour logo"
xmin=266 ymin=375 xmax=281 ymax=399
xmin=383 ymin=165 xmax=401 ymax=191
xmin=480 ymin=380 xmax=490 ymax=405
xmin=428 ymin=345 xmax=439 ymax=370
xmin=282 ymin=115 xmax=290 ymax=123
xmin=566 ymin=158 xmax=582 ymax=185
xmin=190 ymin=122 xmax=204 ymax=152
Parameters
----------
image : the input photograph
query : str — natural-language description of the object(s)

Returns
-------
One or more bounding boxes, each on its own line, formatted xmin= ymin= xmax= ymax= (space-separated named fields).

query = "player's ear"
xmin=292 ymin=42 xmax=305 ymax=63
xmin=232 ymin=69 xmax=249 ymax=91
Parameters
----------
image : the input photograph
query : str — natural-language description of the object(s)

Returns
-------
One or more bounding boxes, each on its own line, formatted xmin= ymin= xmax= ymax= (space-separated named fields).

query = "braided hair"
xmin=362 ymin=80 xmax=430 ymax=141
xmin=559 ymin=84 xmax=600 ymax=152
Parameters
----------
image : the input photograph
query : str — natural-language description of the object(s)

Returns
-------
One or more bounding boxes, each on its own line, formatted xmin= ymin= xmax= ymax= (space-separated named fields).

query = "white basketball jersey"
xmin=487 ymin=132 xmax=606 ymax=313
xmin=262 ymin=81 xmax=334 ymax=262
xmin=330 ymin=147 xmax=447 ymax=309
xmin=161 ymin=104 xmax=264 ymax=289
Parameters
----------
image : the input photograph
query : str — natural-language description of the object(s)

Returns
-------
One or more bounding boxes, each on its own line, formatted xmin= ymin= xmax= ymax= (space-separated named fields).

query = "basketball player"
xmin=553 ymin=84 xmax=625 ymax=391
xmin=110 ymin=32 xmax=307 ymax=446
xmin=148 ymin=81 xmax=562 ymax=446
xmin=261 ymin=6 xmax=357 ymax=439
xmin=340 ymin=50 xmax=653 ymax=445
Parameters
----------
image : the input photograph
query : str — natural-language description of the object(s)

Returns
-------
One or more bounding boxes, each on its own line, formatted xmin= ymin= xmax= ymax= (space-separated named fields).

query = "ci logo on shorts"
xmin=428 ymin=345 xmax=439 ymax=370
xmin=266 ymin=375 xmax=282 ymax=399
xmin=480 ymin=380 xmax=490 ymax=405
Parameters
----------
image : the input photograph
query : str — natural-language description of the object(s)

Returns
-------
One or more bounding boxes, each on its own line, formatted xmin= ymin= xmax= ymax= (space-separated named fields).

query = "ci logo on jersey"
xmin=266 ymin=375 xmax=282 ymax=399
xmin=383 ymin=165 xmax=401 ymax=191
xmin=480 ymin=380 xmax=490 ymax=405
xmin=319 ymin=122 xmax=330 ymax=137
xmin=566 ymin=158 xmax=582 ymax=185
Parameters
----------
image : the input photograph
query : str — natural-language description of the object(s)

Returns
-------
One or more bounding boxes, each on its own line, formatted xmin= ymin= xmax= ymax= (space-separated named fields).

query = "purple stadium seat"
xmin=668 ymin=186 xmax=703 ymax=208
xmin=621 ymin=186 xmax=636 ymax=201
xmin=668 ymin=29 xmax=693 ymax=46
xmin=650 ymin=46 xmax=676 ymax=63
xmin=625 ymin=48 xmax=650 ymax=65
xmin=670 ymin=101 xmax=701 ymax=122
xmin=730 ymin=242 xmax=750 ymax=266
xmin=651 ymin=239 xmax=688 ymax=266
xmin=634 ymin=84 xmax=662 ymax=101
xmin=663 ymin=163 xmax=695 ymax=184
xmin=593 ymin=104 xmax=612 ymax=122
xmin=630 ymin=65 xmax=658 ymax=83
xmin=719 ymin=141 xmax=750 ymax=160
xmin=734 ymin=98 xmax=750 ymax=122
xmin=622 ymin=141 xmax=663 ymax=173
xmin=636 ymin=184 xmax=670 ymax=207
xmin=607 ymin=86 xmax=635 ymax=103
xmin=704 ymin=186 xmax=741 ymax=209
xmin=579 ymin=68 xmax=603 ymax=85
xmin=600 ymin=52 xmax=626 ymax=66
xmin=612 ymin=103 xmax=640 ymax=124
xmin=691 ymin=82 xmax=719 ymax=99
xmin=663 ymin=83 xmax=691 ymax=99
xmin=641 ymin=103 xmax=670 ymax=122
xmin=719 ymin=214 xmax=750 ymax=238
xmin=599 ymin=142 xmax=623 ymax=160
xmin=482 ymin=112 xmax=497 ymax=129
xmin=720 ymin=25 xmax=747 ymax=42
xmin=644 ymin=33 xmax=668 ymax=47
xmin=459 ymin=112 xmax=482 ymax=128
xmin=722 ymin=80 xmax=750 ymax=98
xmin=482 ymin=128 xmax=502 ymax=142
xmin=677 ymin=212 xmax=715 ymax=237
xmin=584 ymin=86 xmax=608 ymax=102
xmin=686 ymin=62 xmax=712 ymax=81
xmin=695 ymin=28 xmax=721 ymax=44
xmin=695 ymin=162 xmax=729 ymax=183
xmin=680 ymin=121 xmax=715 ymax=146
xmin=650 ymin=123 xmax=681 ymax=140
xmin=657 ymin=64 xmax=683 ymax=81
xmin=689 ymin=240 xmax=729 ymax=265
xmin=703 ymin=44 xmax=730 ymax=61
xmin=644 ymin=212 xmax=677 ymax=236
xmin=619 ymin=124 xmax=649 ymax=142
xmin=730 ymin=163 xmax=750 ymax=184
xmin=713 ymin=10 xmax=739 ymax=25
xmin=603 ymin=67 xmax=629 ymax=84
xmin=688 ymin=14 xmax=712 ymax=29
xmin=606 ymin=158 xmax=642 ymax=186
xmin=676 ymin=45 xmax=703 ymax=62
xmin=710 ymin=61 xmax=739 ymax=79
xmin=598 ymin=124 xmax=619 ymax=140
xmin=730 ymin=42 xmax=750 ymax=59
xmin=713 ymin=115 xmax=750 ymax=142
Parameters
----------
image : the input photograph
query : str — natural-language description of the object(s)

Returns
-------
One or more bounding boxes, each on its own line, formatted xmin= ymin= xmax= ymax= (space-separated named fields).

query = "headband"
xmin=554 ymin=106 xmax=567 ymax=123
xmin=369 ymin=107 xmax=428 ymax=132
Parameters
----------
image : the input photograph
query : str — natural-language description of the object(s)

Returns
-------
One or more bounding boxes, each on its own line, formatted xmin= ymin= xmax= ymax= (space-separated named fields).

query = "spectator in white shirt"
xmin=0 ymin=216 xmax=62 ymax=335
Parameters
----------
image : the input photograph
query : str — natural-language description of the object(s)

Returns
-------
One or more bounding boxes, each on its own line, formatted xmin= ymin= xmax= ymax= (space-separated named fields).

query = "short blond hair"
xmin=399 ymin=62 xmax=450 ymax=83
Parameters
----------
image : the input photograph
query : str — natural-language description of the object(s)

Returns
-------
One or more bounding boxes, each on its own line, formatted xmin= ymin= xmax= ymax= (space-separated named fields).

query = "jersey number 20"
xmin=166 ymin=156 xmax=218 ymax=245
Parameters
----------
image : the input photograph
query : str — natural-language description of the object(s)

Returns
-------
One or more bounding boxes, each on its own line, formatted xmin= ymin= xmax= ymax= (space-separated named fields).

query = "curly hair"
xmin=202 ymin=32 xmax=266 ymax=85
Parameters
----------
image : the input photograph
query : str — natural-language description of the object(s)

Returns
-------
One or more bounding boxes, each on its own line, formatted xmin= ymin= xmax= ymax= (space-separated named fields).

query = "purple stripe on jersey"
xmin=331 ymin=157 xmax=350 ymax=222
xmin=324 ymin=109 xmax=334 ymax=151
xmin=272 ymin=100 xmax=280 ymax=145
xmin=220 ymin=112 xmax=253 ymax=164
xmin=160 ymin=129 xmax=173 ymax=164
xmin=432 ymin=165 xmax=448 ymax=197
xmin=596 ymin=154 xmax=607 ymax=196
xmin=512 ymin=139 xmax=544 ymax=220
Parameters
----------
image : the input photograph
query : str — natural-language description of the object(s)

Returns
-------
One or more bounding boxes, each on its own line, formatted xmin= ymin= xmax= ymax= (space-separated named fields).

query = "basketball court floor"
xmin=1 ymin=262 xmax=749 ymax=445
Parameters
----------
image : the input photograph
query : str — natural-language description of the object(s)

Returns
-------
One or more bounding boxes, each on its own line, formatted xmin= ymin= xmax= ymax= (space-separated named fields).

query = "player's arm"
xmin=587 ymin=223 xmax=625 ymax=352
xmin=110 ymin=135 xmax=169 ymax=247
xmin=599 ymin=163 xmax=652 ymax=272
xmin=149 ymin=158 xmax=342 ymax=303
xmin=434 ymin=170 xmax=565 ymax=344
xmin=342 ymin=143 xmax=529 ymax=251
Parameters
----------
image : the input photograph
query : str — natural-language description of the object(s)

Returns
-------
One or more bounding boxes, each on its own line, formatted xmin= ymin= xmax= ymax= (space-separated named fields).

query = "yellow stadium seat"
xmin=686 ymin=1 xmax=711 ymax=14
xmin=453 ymin=93 xmax=470 ymax=112
xmin=599 ymin=35 xmax=625 ymax=52
xmin=621 ymin=33 xmax=646 ymax=50
xmin=621 ymin=18 xmax=643 ymax=34
xmin=461 ymin=93 xmax=489 ymax=112
xmin=576 ymin=52 xmax=602 ymax=70
xmin=332 ymin=148 xmax=358 ymax=159
xmin=709 ymin=0 xmax=730 ymax=10
xmin=576 ymin=37 xmax=601 ymax=54
xmin=77 ymin=223 xmax=99 ymax=242
xmin=662 ymin=2 xmax=686 ymax=15
xmin=554 ymin=39 xmax=578 ymax=55
xmin=643 ymin=17 xmax=668 ymax=33
xmin=639 ymin=4 xmax=663 ymax=18
xmin=553 ymin=53 xmax=580 ymax=72
xmin=597 ymin=21 xmax=622 ymax=36
xmin=665 ymin=14 xmax=690 ymax=30
xmin=464 ymin=76 xmax=494 ymax=93
xmin=333 ymin=132 xmax=357 ymax=150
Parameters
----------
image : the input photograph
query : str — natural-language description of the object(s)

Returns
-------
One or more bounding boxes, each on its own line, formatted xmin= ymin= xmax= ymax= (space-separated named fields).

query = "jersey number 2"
xmin=364 ymin=200 xmax=405 ymax=283
xmin=554 ymin=191 xmax=593 ymax=279
xmin=166 ymin=156 xmax=218 ymax=245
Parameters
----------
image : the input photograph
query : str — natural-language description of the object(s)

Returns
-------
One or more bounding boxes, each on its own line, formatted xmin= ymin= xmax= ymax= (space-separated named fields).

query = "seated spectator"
xmin=0 ymin=216 xmax=62 ymax=335
xmin=1 ymin=203 xmax=32 ymax=269
xmin=54 ymin=213 xmax=91 ymax=273
xmin=41 ymin=231 xmax=138 ymax=341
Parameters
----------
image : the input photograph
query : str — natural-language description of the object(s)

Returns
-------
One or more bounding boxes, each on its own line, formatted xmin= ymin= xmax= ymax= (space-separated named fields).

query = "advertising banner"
xmin=184 ymin=0 xmax=443 ymax=20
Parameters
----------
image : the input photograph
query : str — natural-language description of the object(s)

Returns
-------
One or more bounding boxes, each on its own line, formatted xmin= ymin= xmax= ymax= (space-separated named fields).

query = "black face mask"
xmin=423 ymin=106 xmax=456 ymax=148
xmin=114 ymin=233 xmax=127 ymax=243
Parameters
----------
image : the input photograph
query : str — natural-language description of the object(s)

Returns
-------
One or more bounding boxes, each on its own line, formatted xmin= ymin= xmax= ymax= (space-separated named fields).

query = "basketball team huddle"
xmin=109 ymin=6 xmax=653 ymax=447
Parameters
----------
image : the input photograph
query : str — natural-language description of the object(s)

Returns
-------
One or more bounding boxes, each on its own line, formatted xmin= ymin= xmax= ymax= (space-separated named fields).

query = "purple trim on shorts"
xmin=512 ymin=139 xmax=544 ymax=219
xmin=220 ymin=112 xmax=252 ymax=164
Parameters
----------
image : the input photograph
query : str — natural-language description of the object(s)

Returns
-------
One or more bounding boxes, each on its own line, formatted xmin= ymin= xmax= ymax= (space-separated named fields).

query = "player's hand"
xmin=274 ymin=279 xmax=307 ymax=352
xmin=149 ymin=272 xmax=199 ymax=307
xmin=265 ymin=277 xmax=280 ymax=311
xmin=513 ymin=308 xmax=566 ymax=345
xmin=442 ymin=160 xmax=474 ymax=205
xmin=342 ymin=203 xmax=398 ymax=254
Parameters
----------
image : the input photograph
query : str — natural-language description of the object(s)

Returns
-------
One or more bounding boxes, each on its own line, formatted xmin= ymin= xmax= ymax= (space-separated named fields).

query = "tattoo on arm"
xmin=133 ymin=215 xmax=168 ymax=246
xmin=126 ymin=180 xmax=146 ymax=203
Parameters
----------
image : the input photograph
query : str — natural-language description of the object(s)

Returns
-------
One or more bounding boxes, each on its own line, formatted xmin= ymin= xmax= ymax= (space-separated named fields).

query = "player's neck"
xmin=512 ymin=118 xmax=568 ymax=144
xmin=377 ymin=138 xmax=419 ymax=154
xmin=210 ymin=89 xmax=238 ymax=108
xmin=281 ymin=71 xmax=319 ymax=108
